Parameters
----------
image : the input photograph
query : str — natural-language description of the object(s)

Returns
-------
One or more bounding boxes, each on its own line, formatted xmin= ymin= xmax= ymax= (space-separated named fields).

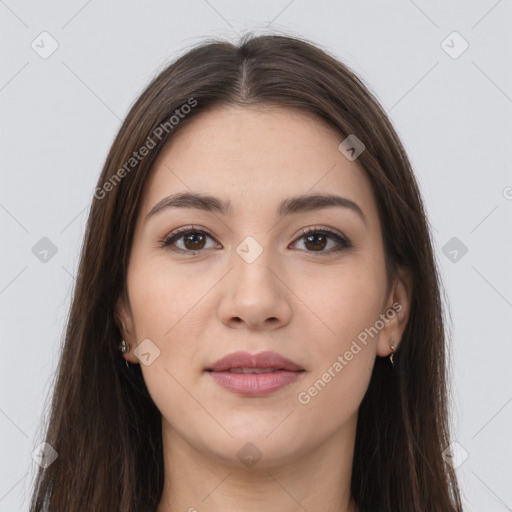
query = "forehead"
xmin=140 ymin=105 xmax=379 ymax=226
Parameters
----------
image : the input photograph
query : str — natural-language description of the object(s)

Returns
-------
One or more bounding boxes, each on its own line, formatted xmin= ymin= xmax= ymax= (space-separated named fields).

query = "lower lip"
xmin=207 ymin=370 xmax=305 ymax=396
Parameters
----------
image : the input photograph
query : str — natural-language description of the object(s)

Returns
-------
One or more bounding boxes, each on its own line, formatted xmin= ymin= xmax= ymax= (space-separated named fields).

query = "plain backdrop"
xmin=1 ymin=1 xmax=511 ymax=510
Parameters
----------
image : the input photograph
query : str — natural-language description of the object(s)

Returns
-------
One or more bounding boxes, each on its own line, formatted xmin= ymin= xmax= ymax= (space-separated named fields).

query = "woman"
xmin=29 ymin=34 xmax=463 ymax=512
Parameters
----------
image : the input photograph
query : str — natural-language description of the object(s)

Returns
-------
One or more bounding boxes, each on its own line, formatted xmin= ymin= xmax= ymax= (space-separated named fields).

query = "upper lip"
xmin=205 ymin=351 xmax=304 ymax=372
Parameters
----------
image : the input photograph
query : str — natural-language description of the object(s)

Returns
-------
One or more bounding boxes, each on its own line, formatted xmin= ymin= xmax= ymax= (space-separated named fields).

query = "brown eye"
xmin=163 ymin=228 xmax=219 ymax=253
xmin=291 ymin=228 xmax=351 ymax=254
xmin=304 ymin=233 xmax=328 ymax=251
xmin=163 ymin=227 xmax=351 ymax=255
xmin=183 ymin=232 xmax=206 ymax=251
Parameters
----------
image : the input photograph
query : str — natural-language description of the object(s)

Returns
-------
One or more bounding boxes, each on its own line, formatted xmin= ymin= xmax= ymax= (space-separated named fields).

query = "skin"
xmin=116 ymin=105 xmax=412 ymax=512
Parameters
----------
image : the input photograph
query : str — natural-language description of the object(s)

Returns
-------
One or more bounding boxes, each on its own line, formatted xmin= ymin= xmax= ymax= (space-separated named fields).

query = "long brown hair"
xmin=29 ymin=33 xmax=462 ymax=512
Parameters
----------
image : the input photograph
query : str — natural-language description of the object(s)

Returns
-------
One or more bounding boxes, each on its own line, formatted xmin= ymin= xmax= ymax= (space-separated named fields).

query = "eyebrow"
xmin=146 ymin=191 xmax=367 ymax=225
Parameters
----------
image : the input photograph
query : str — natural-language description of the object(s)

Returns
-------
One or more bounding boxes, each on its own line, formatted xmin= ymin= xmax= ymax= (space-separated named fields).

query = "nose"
xmin=217 ymin=246 xmax=292 ymax=332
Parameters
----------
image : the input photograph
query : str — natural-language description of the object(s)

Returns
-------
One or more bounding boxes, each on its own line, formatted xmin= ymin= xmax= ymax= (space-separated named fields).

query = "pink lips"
xmin=205 ymin=351 xmax=305 ymax=397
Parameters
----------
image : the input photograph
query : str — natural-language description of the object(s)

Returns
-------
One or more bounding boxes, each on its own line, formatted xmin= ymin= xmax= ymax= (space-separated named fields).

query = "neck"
xmin=156 ymin=414 xmax=359 ymax=512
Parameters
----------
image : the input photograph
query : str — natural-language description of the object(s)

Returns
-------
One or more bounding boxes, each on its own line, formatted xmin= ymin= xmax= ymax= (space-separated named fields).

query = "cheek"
xmin=297 ymin=260 xmax=386 ymax=345
xmin=292 ymin=268 xmax=382 ymax=421
xmin=128 ymin=260 xmax=211 ymax=422
xmin=125 ymin=259 xmax=204 ymax=400
xmin=128 ymin=256 xmax=211 ymax=340
xmin=290 ymin=258 xmax=385 ymax=405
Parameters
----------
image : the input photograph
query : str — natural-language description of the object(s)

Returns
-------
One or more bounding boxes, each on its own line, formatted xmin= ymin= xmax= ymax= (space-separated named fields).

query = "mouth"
xmin=205 ymin=351 xmax=305 ymax=396
xmin=217 ymin=367 xmax=295 ymax=374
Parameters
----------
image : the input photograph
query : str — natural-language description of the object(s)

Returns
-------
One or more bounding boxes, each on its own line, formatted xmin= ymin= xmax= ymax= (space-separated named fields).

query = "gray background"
xmin=1 ymin=1 xmax=511 ymax=510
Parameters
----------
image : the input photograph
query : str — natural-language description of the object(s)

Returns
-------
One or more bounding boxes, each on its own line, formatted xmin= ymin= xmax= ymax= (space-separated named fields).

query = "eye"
xmin=162 ymin=226 xmax=220 ymax=253
xmin=161 ymin=225 xmax=351 ymax=255
xmin=290 ymin=227 xmax=352 ymax=254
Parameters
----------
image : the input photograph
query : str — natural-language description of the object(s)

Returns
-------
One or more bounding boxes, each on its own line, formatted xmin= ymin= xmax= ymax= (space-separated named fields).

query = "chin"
xmin=192 ymin=424 xmax=309 ymax=468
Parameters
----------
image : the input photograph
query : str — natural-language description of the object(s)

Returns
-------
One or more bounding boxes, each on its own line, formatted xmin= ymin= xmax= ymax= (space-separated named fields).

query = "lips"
xmin=205 ymin=351 xmax=305 ymax=396
xmin=205 ymin=351 xmax=304 ymax=373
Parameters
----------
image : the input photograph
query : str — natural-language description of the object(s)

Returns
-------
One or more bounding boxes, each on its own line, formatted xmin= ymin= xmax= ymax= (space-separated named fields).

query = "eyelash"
xmin=161 ymin=225 xmax=352 ymax=255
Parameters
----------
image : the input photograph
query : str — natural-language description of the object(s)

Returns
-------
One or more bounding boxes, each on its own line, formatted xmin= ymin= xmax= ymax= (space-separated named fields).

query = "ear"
xmin=376 ymin=265 xmax=413 ymax=358
xmin=115 ymin=294 xmax=139 ymax=364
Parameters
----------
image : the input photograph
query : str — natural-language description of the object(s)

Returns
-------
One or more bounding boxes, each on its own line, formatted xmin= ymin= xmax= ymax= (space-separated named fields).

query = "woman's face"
xmin=117 ymin=105 xmax=410 ymax=467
